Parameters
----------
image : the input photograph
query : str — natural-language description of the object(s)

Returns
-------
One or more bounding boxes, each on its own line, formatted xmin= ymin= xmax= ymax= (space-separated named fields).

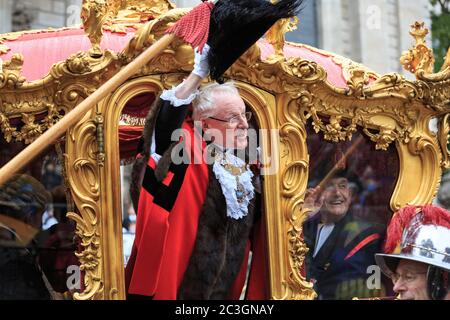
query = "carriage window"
xmin=0 ymin=138 xmax=80 ymax=299
xmin=302 ymin=124 xmax=399 ymax=300
xmin=118 ymin=92 xmax=155 ymax=266
xmin=117 ymin=91 xmax=270 ymax=299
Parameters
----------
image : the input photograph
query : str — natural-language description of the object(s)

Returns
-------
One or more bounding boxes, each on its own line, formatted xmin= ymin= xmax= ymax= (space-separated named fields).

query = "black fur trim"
xmin=130 ymin=95 xmax=163 ymax=213
xmin=178 ymin=164 xmax=256 ymax=300
xmin=154 ymin=143 xmax=178 ymax=183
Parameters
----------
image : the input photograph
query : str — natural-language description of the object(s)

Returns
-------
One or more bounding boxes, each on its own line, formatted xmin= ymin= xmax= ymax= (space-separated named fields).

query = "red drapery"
xmin=119 ymin=125 xmax=143 ymax=161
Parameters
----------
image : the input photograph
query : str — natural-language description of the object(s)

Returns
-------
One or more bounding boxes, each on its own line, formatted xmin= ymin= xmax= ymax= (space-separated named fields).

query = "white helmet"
xmin=375 ymin=205 xmax=450 ymax=300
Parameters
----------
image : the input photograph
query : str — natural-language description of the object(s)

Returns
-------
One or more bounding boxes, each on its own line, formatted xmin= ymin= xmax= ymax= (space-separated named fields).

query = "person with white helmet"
xmin=375 ymin=204 xmax=450 ymax=300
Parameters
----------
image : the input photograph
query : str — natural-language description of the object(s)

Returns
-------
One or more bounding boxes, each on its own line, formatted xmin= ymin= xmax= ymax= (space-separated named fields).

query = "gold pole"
xmin=0 ymin=33 xmax=176 ymax=186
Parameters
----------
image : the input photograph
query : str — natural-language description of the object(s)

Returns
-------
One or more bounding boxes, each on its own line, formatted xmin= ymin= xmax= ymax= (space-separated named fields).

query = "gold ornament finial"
xmin=81 ymin=0 xmax=109 ymax=58
xmin=264 ymin=0 xmax=299 ymax=61
xmin=400 ymin=21 xmax=435 ymax=76
xmin=410 ymin=21 xmax=428 ymax=46
xmin=265 ymin=17 xmax=299 ymax=60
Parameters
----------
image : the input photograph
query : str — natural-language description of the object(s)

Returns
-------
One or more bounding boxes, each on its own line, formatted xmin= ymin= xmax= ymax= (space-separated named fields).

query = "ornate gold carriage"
xmin=1 ymin=1 xmax=449 ymax=300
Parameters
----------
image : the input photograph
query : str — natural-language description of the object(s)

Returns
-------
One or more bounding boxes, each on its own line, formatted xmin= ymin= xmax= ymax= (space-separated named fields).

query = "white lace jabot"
xmin=160 ymin=83 xmax=199 ymax=107
xmin=212 ymin=149 xmax=254 ymax=220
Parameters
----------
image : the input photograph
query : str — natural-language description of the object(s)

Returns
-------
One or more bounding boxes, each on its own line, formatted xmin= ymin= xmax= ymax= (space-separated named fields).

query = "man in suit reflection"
xmin=303 ymin=168 xmax=385 ymax=300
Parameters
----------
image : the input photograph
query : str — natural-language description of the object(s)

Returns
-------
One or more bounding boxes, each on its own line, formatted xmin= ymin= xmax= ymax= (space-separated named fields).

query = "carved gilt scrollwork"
xmin=439 ymin=114 xmax=450 ymax=169
xmin=0 ymin=46 xmax=120 ymax=146
xmin=294 ymin=85 xmax=419 ymax=151
xmin=346 ymin=68 xmax=370 ymax=98
xmin=265 ymin=16 xmax=299 ymax=61
xmin=277 ymin=96 xmax=316 ymax=300
xmin=66 ymin=52 xmax=93 ymax=75
xmin=0 ymin=54 xmax=26 ymax=89
xmin=390 ymin=133 xmax=442 ymax=212
xmin=66 ymin=111 xmax=103 ymax=300
xmin=399 ymin=22 xmax=450 ymax=112
xmin=0 ymin=102 xmax=66 ymax=144
xmin=442 ymin=47 xmax=450 ymax=72
xmin=102 ymin=0 xmax=175 ymax=33
xmin=400 ymin=22 xmax=435 ymax=76
xmin=120 ymin=7 xmax=193 ymax=75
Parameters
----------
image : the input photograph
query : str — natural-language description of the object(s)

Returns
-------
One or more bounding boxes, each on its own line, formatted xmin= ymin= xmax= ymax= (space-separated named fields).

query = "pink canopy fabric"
xmin=1 ymin=27 xmax=136 ymax=81
xmin=1 ymin=26 xmax=352 ymax=88
xmin=258 ymin=40 xmax=348 ymax=88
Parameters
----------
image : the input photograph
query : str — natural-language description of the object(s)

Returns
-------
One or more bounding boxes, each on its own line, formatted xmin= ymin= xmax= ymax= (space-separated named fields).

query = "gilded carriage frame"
xmin=1 ymin=2 xmax=450 ymax=300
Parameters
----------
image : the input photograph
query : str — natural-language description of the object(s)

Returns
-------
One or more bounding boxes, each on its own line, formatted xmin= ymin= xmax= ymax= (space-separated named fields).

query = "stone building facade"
xmin=175 ymin=0 xmax=432 ymax=75
xmin=0 ymin=0 xmax=81 ymax=33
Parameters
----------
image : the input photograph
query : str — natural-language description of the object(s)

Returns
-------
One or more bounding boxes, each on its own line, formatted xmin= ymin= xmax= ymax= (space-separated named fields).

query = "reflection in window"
xmin=37 ymin=163 xmax=79 ymax=295
xmin=303 ymin=126 xmax=399 ymax=300
xmin=0 ymin=152 xmax=80 ymax=299
xmin=0 ymin=174 xmax=52 ymax=299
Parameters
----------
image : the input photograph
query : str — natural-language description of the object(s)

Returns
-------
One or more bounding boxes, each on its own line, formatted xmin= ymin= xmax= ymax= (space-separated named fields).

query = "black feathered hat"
xmin=167 ymin=0 xmax=304 ymax=82
xmin=207 ymin=0 xmax=304 ymax=82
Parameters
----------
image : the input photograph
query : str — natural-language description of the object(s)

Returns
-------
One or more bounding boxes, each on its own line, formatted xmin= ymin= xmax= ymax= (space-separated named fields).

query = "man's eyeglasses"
xmin=391 ymin=272 xmax=427 ymax=285
xmin=209 ymin=112 xmax=252 ymax=125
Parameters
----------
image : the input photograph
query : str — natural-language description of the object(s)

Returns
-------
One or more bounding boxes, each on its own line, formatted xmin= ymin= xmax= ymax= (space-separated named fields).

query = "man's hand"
xmin=174 ymin=44 xmax=210 ymax=100
xmin=304 ymin=186 xmax=324 ymax=219
xmin=192 ymin=44 xmax=210 ymax=79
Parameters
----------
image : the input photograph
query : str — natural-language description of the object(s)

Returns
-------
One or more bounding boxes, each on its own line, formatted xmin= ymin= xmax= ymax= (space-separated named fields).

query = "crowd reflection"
xmin=303 ymin=129 xmax=399 ymax=299
xmin=0 ymin=156 xmax=80 ymax=300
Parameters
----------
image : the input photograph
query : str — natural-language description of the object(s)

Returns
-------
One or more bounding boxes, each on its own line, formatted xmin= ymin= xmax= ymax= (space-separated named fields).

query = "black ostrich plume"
xmin=207 ymin=0 xmax=304 ymax=82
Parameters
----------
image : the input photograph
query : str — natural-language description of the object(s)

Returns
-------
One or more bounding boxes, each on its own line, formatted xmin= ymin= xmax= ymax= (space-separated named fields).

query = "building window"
xmin=11 ymin=1 xmax=33 ymax=32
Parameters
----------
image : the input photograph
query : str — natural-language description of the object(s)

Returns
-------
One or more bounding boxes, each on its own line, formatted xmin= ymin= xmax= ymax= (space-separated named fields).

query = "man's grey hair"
xmin=192 ymin=82 xmax=240 ymax=121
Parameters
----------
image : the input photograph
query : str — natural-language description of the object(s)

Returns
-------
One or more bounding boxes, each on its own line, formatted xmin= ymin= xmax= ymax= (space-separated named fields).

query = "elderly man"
xmin=303 ymin=167 xmax=385 ymax=300
xmin=125 ymin=45 xmax=266 ymax=300
xmin=375 ymin=204 xmax=450 ymax=300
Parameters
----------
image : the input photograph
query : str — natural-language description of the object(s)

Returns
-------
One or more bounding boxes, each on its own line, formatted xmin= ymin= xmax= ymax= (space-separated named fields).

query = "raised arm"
xmin=153 ymin=45 xmax=210 ymax=158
